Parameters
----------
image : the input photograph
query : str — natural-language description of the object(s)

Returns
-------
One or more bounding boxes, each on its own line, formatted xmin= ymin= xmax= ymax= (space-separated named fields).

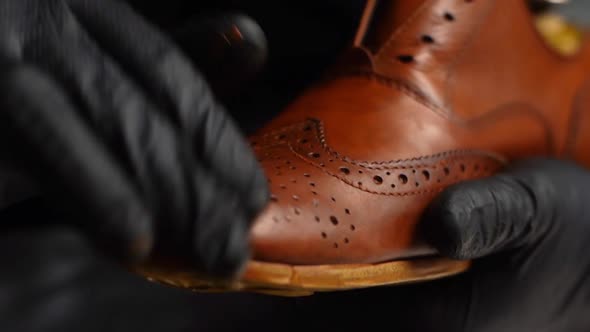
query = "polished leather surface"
xmin=248 ymin=0 xmax=590 ymax=265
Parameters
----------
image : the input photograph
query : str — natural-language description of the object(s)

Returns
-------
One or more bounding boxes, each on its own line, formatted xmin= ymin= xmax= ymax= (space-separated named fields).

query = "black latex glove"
xmin=417 ymin=158 xmax=590 ymax=331
xmin=0 ymin=0 xmax=269 ymax=278
xmin=309 ymin=158 xmax=590 ymax=331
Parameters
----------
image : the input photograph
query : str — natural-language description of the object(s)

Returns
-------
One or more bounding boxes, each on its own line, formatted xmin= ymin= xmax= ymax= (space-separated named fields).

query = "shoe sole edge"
xmin=134 ymin=257 xmax=470 ymax=297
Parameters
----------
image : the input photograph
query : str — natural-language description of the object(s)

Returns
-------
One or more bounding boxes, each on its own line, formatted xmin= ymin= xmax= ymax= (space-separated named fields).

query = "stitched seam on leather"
xmin=255 ymin=120 xmax=507 ymax=167
xmin=289 ymin=145 xmax=453 ymax=197
xmin=337 ymin=1 xmax=508 ymax=120
xmin=257 ymin=75 xmax=555 ymax=154
xmin=319 ymin=72 xmax=555 ymax=143
xmin=311 ymin=118 xmax=506 ymax=166
xmin=442 ymin=2 xmax=496 ymax=100
xmin=289 ymin=144 xmax=494 ymax=197
xmin=358 ymin=72 xmax=448 ymax=117
xmin=260 ymin=70 xmax=449 ymax=117
xmin=256 ymin=120 xmax=503 ymax=196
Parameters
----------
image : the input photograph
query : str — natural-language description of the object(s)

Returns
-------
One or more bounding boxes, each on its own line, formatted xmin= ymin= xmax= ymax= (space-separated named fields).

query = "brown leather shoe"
xmin=138 ymin=0 xmax=590 ymax=296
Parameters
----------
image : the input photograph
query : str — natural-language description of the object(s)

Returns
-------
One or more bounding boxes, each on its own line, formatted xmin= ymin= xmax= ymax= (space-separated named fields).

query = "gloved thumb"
xmin=419 ymin=159 xmax=569 ymax=259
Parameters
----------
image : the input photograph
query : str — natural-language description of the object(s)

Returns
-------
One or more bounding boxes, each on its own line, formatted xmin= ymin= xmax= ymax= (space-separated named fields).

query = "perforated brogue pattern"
xmin=252 ymin=119 xmax=506 ymax=196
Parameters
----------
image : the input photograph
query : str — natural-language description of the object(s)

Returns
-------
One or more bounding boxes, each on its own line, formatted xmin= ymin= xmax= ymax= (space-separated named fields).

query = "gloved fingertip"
xmin=125 ymin=213 xmax=156 ymax=264
xmin=193 ymin=215 xmax=251 ymax=280
xmin=245 ymin=170 xmax=271 ymax=222
xmin=96 ymin=203 xmax=155 ymax=264
xmin=421 ymin=185 xmax=484 ymax=260
xmin=126 ymin=228 xmax=154 ymax=263
xmin=217 ymin=220 xmax=252 ymax=279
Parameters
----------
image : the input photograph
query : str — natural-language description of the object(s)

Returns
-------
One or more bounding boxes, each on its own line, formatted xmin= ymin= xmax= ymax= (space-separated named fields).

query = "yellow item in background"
xmin=536 ymin=13 xmax=583 ymax=56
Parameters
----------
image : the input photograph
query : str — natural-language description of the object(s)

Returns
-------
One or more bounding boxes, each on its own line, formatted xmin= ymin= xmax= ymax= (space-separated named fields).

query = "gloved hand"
xmin=307 ymin=158 xmax=590 ymax=332
xmin=416 ymin=158 xmax=590 ymax=331
xmin=0 ymin=0 xmax=270 ymax=278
